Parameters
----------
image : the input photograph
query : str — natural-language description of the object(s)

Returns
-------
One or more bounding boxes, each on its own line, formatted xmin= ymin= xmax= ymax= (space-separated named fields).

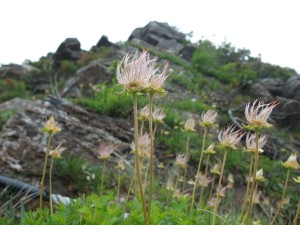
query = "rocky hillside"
xmin=0 ymin=21 xmax=300 ymax=199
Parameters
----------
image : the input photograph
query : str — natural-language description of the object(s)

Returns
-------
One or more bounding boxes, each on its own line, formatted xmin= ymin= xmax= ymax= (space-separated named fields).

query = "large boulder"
xmin=0 ymin=96 xmax=132 ymax=193
xmin=282 ymin=75 xmax=300 ymax=101
xmin=0 ymin=64 xmax=37 ymax=80
xmin=52 ymin=38 xmax=82 ymax=69
xmin=128 ymin=21 xmax=186 ymax=52
xmin=60 ymin=60 xmax=113 ymax=98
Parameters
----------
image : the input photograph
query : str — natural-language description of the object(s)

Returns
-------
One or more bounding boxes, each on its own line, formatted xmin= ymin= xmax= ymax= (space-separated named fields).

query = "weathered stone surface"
xmin=60 ymin=60 xmax=113 ymax=98
xmin=283 ymin=75 xmax=300 ymax=101
xmin=128 ymin=21 xmax=186 ymax=52
xmin=0 ymin=64 xmax=37 ymax=80
xmin=53 ymin=38 xmax=82 ymax=69
xmin=0 ymin=96 xmax=132 ymax=187
xmin=179 ymin=45 xmax=197 ymax=61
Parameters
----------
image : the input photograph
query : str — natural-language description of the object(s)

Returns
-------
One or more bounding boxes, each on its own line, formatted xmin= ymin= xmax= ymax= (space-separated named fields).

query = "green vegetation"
xmin=0 ymin=79 xmax=30 ymax=102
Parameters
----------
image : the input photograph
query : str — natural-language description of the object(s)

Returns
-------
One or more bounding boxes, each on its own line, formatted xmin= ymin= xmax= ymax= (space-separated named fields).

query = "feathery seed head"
xmin=152 ymin=107 xmax=166 ymax=124
xmin=50 ymin=144 xmax=66 ymax=159
xmin=244 ymin=99 xmax=278 ymax=130
xmin=183 ymin=117 xmax=196 ymax=133
xmin=282 ymin=153 xmax=300 ymax=170
xmin=97 ymin=142 xmax=115 ymax=159
xmin=218 ymin=125 xmax=244 ymax=150
xmin=211 ymin=163 xmax=222 ymax=175
xmin=41 ymin=114 xmax=61 ymax=134
xmin=139 ymin=105 xmax=150 ymax=121
xmin=204 ymin=143 xmax=216 ymax=154
xmin=175 ymin=153 xmax=188 ymax=169
xmin=200 ymin=110 xmax=218 ymax=127
xmin=245 ymin=133 xmax=267 ymax=154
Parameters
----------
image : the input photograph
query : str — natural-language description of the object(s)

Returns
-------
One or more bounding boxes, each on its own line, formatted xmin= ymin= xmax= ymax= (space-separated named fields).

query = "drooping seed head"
xmin=204 ymin=143 xmax=216 ymax=154
xmin=139 ymin=105 xmax=150 ymax=121
xmin=211 ymin=163 xmax=221 ymax=175
xmin=152 ymin=107 xmax=166 ymax=124
xmin=175 ymin=153 xmax=188 ymax=169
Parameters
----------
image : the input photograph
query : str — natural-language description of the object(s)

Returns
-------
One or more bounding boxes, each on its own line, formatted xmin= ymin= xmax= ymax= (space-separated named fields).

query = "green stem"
xmin=293 ymin=195 xmax=300 ymax=225
xmin=49 ymin=157 xmax=54 ymax=215
xmin=270 ymin=169 xmax=290 ymax=225
xmin=117 ymin=169 xmax=121 ymax=201
xmin=174 ymin=167 xmax=181 ymax=192
xmin=40 ymin=133 xmax=53 ymax=212
xmin=125 ymin=172 xmax=135 ymax=204
xmin=208 ymin=173 xmax=216 ymax=201
xmin=100 ymin=159 xmax=106 ymax=196
xmin=191 ymin=128 xmax=207 ymax=210
xmin=182 ymin=133 xmax=191 ymax=193
xmin=199 ymin=153 xmax=210 ymax=205
xmin=133 ymin=93 xmax=149 ymax=225
xmin=239 ymin=155 xmax=253 ymax=224
xmin=212 ymin=149 xmax=227 ymax=225
xmin=243 ymin=129 xmax=259 ymax=225
xmin=148 ymin=93 xmax=154 ymax=222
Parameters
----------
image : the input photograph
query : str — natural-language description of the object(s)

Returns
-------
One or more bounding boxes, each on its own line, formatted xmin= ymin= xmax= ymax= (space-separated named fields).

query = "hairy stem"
xmin=148 ymin=93 xmax=154 ymax=222
xmin=49 ymin=157 xmax=54 ymax=215
xmin=191 ymin=128 xmax=207 ymax=210
xmin=182 ymin=133 xmax=190 ymax=193
xmin=100 ymin=159 xmax=106 ymax=196
xmin=243 ymin=129 xmax=259 ymax=225
xmin=270 ymin=169 xmax=290 ymax=225
xmin=40 ymin=133 xmax=52 ymax=212
xmin=212 ymin=149 xmax=227 ymax=225
xmin=133 ymin=93 xmax=148 ymax=225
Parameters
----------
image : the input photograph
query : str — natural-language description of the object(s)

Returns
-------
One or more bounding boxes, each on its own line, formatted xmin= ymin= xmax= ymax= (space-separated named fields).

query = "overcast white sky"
xmin=0 ymin=0 xmax=299 ymax=73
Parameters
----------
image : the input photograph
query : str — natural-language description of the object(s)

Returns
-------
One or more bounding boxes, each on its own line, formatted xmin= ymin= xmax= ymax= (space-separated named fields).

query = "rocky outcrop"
xmin=128 ymin=21 xmax=186 ymax=52
xmin=52 ymin=38 xmax=82 ymax=69
xmin=0 ymin=96 xmax=132 ymax=188
xmin=91 ymin=35 xmax=116 ymax=51
xmin=0 ymin=64 xmax=37 ymax=80
xmin=60 ymin=60 xmax=113 ymax=98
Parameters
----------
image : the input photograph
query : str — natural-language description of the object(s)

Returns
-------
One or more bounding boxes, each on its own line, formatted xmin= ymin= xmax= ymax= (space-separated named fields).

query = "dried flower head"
xmin=255 ymin=168 xmax=266 ymax=182
xmin=175 ymin=153 xmax=188 ymax=169
xmin=199 ymin=110 xmax=218 ymax=127
xmin=293 ymin=176 xmax=300 ymax=183
xmin=204 ymin=143 xmax=216 ymax=154
xmin=211 ymin=163 xmax=221 ymax=175
xmin=115 ymin=159 xmax=125 ymax=170
xmin=152 ymin=107 xmax=166 ymax=124
xmin=197 ymin=172 xmax=212 ymax=187
xmin=218 ymin=125 xmax=244 ymax=150
xmin=166 ymin=176 xmax=174 ymax=191
xmin=245 ymin=99 xmax=278 ymax=130
xmin=226 ymin=174 xmax=234 ymax=189
xmin=252 ymin=190 xmax=262 ymax=204
xmin=50 ymin=144 xmax=66 ymax=159
xmin=183 ymin=118 xmax=196 ymax=133
xmin=173 ymin=189 xmax=182 ymax=199
xmin=130 ymin=133 xmax=151 ymax=158
xmin=157 ymin=162 xmax=165 ymax=169
xmin=253 ymin=220 xmax=262 ymax=225
xmin=282 ymin=153 xmax=300 ymax=170
xmin=217 ymin=186 xmax=227 ymax=198
xmin=97 ymin=142 xmax=115 ymax=159
xmin=208 ymin=197 xmax=221 ymax=208
xmin=245 ymin=133 xmax=267 ymax=154
xmin=41 ymin=114 xmax=61 ymax=134
xmin=149 ymin=62 xmax=169 ymax=94
xmin=139 ymin=105 xmax=150 ymax=121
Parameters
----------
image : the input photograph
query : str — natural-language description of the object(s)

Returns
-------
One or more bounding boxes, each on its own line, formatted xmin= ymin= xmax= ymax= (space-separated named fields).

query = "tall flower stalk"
xmin=212 ymin=125 xmax=243 ymax=225
xmin=293 ymin=176 xmax=300 ymax=225
xmin=182 ymin=118 xmax=196 ymax=193
xmin=270 ymin=153 xmax=300 ymax=225
xmin=98 ymin=142 xmax=115 ymax=196
xmin=191 ymin=110 xmax=217 ymax=209
xmin=40 ymin=114 xmax=61 ymax=212
xmin=116 ymin=50 xmax=169 ymax=224
xmin=243 ymin=99 xmax=277 ymax=225
xmin=49 ymin=144 xmax=66 ymax=214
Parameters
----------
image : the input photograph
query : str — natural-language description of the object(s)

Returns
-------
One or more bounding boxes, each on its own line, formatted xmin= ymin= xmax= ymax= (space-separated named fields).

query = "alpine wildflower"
xmin=218 ymin=125 xmax=244 ymax=150
xmin=41 ymin=114 xmax=61 ymax=134
xmin=199 ymin=110 xmax=218 ymax=127
xmin=245 ymin=133 xmax=267 ymax=154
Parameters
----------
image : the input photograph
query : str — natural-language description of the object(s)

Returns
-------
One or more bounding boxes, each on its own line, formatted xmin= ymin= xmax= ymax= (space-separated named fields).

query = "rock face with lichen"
xmin=0 ymin=96 xmax=131 ymax=190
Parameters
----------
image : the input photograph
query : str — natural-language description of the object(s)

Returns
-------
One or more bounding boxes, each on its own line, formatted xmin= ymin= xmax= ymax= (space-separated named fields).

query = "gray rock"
xmin=0 ymin=64 xmax=37 ymax=80
xmin=283 ymin=75 xmax=300 ymax=101
xmin=60 ymin=60 xmax=113 ymax=98
xmin=0 ymin=96 xmax=132 ymax=189
xmin=128 ymin=21 xmax=186 ymax=52
xmin=53 ymin=38 xmax=82 ymax=69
